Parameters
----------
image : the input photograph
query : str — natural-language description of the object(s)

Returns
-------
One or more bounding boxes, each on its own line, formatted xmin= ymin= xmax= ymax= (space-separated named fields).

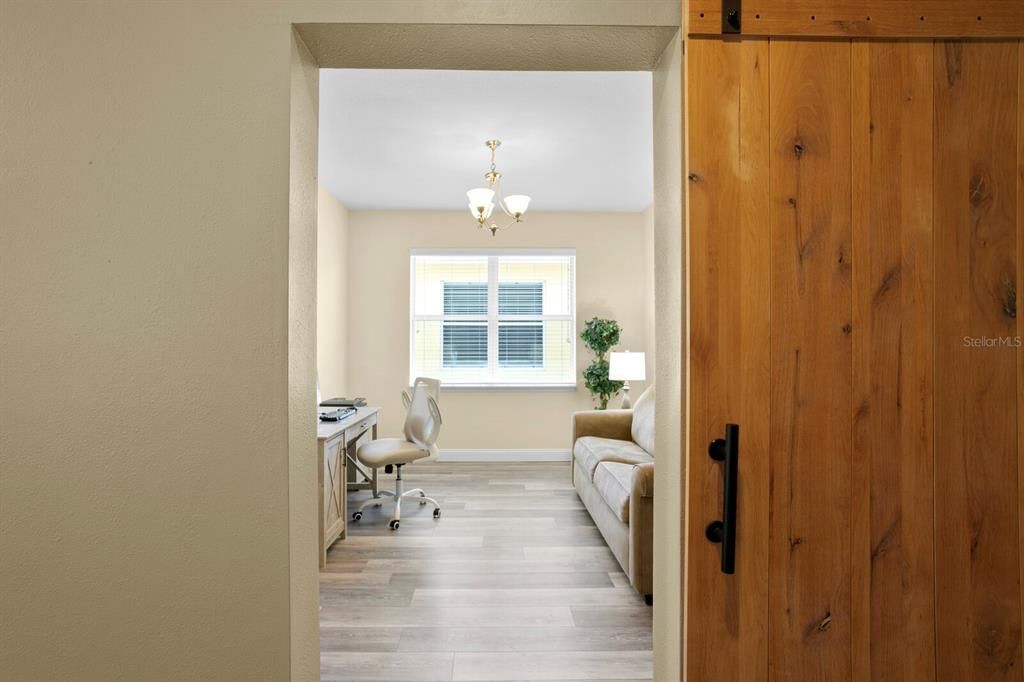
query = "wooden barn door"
xmin=685 ymin=22 xmax=1024 ymax=682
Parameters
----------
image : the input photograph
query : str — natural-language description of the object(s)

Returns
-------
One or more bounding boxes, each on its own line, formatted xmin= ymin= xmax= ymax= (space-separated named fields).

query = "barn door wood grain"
xmin=685 ymin=35 xmax=770 ymax=682
xmin=850 ymin=40 xmax=937 ymax=682
xmin=1019 ymin=42 xmax=1024 ymax=682
xmin=933 ymin=40 xmax=1022 ymax=681
xmin=684 ymin=31 xmax=1024 ymax=682
xmin=767 ymin=39 xmax=853 ymax=681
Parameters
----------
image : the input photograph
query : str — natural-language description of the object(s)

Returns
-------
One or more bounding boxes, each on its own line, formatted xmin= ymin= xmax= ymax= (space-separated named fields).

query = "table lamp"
xmin=609 ymin=350 xmax=646 ymax=409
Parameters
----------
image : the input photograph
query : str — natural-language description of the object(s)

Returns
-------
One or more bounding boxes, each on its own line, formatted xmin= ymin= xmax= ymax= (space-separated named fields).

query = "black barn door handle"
xmin=705 ymin=423 xmax=739 ymax=575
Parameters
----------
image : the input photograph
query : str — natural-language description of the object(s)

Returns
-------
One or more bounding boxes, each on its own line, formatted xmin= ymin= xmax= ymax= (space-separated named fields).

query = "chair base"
xmin=351 ymin=464 xmax=440 ymax=530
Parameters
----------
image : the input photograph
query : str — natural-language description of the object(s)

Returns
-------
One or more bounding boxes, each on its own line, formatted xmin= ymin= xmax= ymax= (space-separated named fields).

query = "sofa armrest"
xmin=571 ymin=409 xmax=634 ymax=444
xmin=631 ymin=461 xmax=655 ymax=499
xmin=629 ymin=462 xmax=655 ymax=595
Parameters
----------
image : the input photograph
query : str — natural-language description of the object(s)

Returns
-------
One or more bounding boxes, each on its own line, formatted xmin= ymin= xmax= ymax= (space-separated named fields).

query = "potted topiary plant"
xmin=580 ymin=317 xmax=625 ymax=409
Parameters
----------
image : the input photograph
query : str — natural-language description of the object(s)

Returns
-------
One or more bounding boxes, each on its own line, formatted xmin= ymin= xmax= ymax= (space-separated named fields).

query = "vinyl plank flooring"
xmin=439 ymin=489 xmax=582 ymax=499
xmin=392 ymin=517 xmax=561 ymax=529
xmin=404 ymin=507 xmax=590 ymax=520
xmin=354 ymin=558 xmax=624 ymax=574
xmin=482 ymin=533 xmax=607 ymax=547
xmin=320 ymin=572 xmax=393 ymax=586
xmin=320 ymin=606 xmax=574 ymax=628
xmin=552 ymin=513 xmax=607 ymax=527
xmin=322 ymin=462 xmax=652 ymax=681
xmin=410 ymin=587 xmax=643 ymax=608
xmin=523 ymin=546 xmax=619 ymax=561
xmin=321 ymin=651 xmax=454 ymax=681
xmin=608 ymin=572 xmax=632 ymax=589
xmin=349 ymin=519 xmax=574 ymax=537
xmin=462 ymin=499 xmax=585 ymax=511
xmin=536 ymin=675 xmax=647 ymax=679
xmin=571 ymin=606 xmax=653 ymax=628
xmin=388 ymin=571 xmax=614 ymax=589
xmin=320 ymin=586 xmax=414 ymax=607
xmin=340 ymin=535 xmax=484 ymax=548
xmin=328 ymin=546 xmax=527 ymax=561
xmin=520 ymin=481 xmax=577 ymax=491
xmin=452 ymin=651 xmax=653 ymax=681
xmin=320 ymin=626 xmax=402 ymax=653
xmin=397 ymin=625 xmax=652 ymax=652
xmin=321 ymin=559 xmax=367 ymax=573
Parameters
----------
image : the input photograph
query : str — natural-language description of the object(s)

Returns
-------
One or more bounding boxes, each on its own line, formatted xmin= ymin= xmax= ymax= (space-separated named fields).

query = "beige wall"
xmin=1 ymin=3 xmax=306 ymax=679
xmin=0 ymin=2 xmax=679 ymax=680
xmin=345 ymin=210 xmax=652 ymax=451
xmin=317 ymin=186 xmax=350 ymax=398
xmin=288 ymin=31 xmax=320 ymax=682
xmin=651 ymin=30 xmax=684 ymax=682
xmin=643 ymin=204 xmax=657 ymax=362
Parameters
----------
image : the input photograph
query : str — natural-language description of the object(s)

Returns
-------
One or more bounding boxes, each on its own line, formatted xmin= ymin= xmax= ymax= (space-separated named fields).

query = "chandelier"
xmin=466 ymin=140 xmax=531 ymax=236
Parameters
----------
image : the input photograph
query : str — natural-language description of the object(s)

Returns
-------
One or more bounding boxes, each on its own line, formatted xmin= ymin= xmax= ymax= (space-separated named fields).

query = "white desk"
xmin=317 ymin=406 xmax=379 ymax=567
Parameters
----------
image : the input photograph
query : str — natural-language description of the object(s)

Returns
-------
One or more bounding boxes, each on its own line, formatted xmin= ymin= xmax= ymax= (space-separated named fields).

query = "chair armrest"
xmin=572 ymin=409 xmax=634 ymax=444
xmin=631 ymin=461 xmax=655 ymax=499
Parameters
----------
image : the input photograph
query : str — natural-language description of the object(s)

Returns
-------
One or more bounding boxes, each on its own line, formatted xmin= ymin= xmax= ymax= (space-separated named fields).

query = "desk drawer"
xmin=346 ymin=416 xmax=375 ymax=442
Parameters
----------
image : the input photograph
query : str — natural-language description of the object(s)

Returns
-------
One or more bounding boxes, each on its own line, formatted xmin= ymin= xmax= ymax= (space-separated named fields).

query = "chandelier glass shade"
xmin=466 ymin=140 xmax=531 ymax=236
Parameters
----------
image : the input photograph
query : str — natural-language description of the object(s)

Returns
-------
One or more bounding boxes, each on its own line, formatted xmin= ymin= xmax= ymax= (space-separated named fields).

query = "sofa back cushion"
xmin=631 ymin=384 xmax=655 ymax=455
xmin=574 ymin=436 xmax=653 ymax=480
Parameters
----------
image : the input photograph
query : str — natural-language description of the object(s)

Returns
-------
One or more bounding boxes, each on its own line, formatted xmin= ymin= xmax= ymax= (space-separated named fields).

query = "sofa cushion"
xmin=574 ymin=436 xmax=654 ymax=480
xmin=631 ymin=384 xmax=655 ymax=455
xmin=593 ymin=461 xmax=635 ymax=523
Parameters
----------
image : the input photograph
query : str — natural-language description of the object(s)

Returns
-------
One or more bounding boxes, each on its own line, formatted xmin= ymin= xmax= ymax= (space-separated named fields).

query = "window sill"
xmin=438 ymin=383 xmax=578 ymax=392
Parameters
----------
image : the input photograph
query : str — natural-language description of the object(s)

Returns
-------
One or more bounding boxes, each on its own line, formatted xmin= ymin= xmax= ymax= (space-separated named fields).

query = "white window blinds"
xmin=411 ymin=251 xmax=576 ymax=386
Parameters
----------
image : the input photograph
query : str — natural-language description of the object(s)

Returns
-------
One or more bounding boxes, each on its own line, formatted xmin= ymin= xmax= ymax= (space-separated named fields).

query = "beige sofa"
xmin=571 ymin=385 xmax=654 ymax=602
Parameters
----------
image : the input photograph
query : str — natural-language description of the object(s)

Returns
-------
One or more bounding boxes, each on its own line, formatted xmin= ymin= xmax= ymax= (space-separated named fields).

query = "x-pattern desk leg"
xmin=327 ymin=454 xmax=342 ymax=519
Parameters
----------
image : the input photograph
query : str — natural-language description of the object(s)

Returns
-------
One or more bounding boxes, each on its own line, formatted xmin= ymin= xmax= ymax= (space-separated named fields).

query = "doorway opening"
xmin=289 ymin=22 xmax=682 ymax=681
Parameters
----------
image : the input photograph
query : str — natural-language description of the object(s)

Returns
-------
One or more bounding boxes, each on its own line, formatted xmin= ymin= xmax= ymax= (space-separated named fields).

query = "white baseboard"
xmin=438 ymin=448 xmax=571 ymax=462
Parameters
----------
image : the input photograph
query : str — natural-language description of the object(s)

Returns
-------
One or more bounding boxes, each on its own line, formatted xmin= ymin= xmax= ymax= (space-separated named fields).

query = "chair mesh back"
xmin=403 ymin=378 xmax=441 ymax=456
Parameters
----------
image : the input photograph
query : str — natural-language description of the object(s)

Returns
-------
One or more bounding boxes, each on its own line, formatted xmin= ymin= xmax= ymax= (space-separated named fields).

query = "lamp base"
xmin=620 ymin=382 xmax=633 ymax=409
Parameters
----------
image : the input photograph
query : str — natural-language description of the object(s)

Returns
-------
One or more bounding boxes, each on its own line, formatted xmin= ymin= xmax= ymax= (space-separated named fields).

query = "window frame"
xmin=409 ymin=248 xmax=576 ymax=389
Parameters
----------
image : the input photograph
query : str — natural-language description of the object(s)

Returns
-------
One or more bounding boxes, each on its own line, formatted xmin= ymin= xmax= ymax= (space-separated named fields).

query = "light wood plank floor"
xmin=321 ymin=462 xmax=653 ymax=682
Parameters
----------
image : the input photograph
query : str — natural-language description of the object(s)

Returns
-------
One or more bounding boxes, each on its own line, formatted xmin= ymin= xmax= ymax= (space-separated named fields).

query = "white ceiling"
xmin=318 ymin=69 xmax=653 ymax=212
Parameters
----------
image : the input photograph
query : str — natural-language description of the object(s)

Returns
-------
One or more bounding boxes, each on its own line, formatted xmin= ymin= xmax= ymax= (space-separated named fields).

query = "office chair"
xmin=352 ymin=377 xmax=442 ymax=530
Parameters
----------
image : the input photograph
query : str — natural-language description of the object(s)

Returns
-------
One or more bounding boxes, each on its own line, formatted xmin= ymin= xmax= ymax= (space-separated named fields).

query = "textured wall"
xmin=651 ymin=30 xmax=684 ymax=682
xmin=288 ymin=30 xmax=320 ymax=682
xmin=0 ymin=3 xmax=298 ymax=679
xmin=317 ymin=186 xmax=350 ymax=399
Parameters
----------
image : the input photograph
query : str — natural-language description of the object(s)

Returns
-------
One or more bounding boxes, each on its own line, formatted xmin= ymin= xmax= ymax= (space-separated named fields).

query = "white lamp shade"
xmin=503 ymin=194 xmax=531 ymax=216
xmin=467 ymin=188 xmax=495 ymax=211
xmin=609 ymin=351 xmax=646 ymax=381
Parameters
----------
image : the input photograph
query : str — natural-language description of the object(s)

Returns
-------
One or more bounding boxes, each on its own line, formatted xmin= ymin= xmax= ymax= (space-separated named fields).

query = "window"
xmin=440 ymin=281 xmax=543 ymax=370
xmin=497 ymin=283 xmax=543 ymax=368
xmin=411 ymin=250 xmax=576 ymax=386
xmin=441 ymin=283 xmax=487 ymax=368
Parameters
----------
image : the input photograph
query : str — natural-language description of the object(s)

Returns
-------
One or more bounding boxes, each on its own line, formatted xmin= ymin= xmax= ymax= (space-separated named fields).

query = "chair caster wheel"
xmin=433 ymin=508 xmax=441 ymax=519
xmin=352 ymin=512 xmax=362 ymax=521
xmin=388 ymin=519 xmax=400 ymax=530
xmin=420 ymin=500 xmax=427 ymax=505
